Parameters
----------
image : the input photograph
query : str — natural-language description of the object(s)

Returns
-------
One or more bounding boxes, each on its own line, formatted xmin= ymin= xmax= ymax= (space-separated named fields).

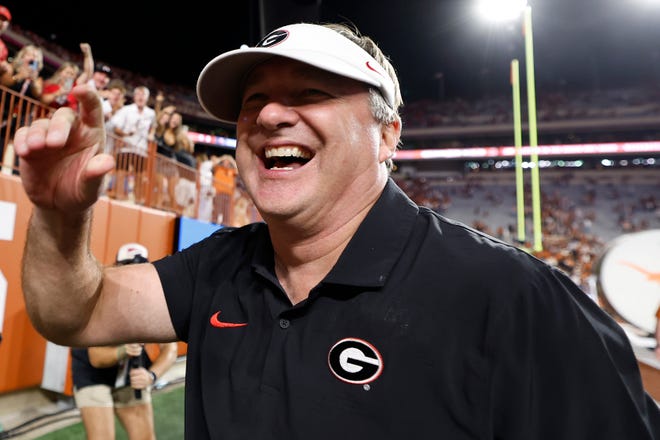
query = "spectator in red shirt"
xmin=0 ymin=5 xmax=11 ymax=76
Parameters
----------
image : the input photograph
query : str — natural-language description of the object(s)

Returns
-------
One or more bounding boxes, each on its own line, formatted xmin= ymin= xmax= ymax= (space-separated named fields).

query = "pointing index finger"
xmin=70 ymin=83 xmax=105 ymax=129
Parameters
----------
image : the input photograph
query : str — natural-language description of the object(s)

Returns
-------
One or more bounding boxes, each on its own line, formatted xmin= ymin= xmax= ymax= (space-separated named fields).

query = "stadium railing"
xmin=0 ymin=84 xmax=260 ymax=227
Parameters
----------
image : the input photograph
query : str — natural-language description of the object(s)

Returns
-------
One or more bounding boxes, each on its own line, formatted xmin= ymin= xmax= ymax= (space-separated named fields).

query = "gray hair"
xmin=323 ymin=23 xmax=403 ymax=172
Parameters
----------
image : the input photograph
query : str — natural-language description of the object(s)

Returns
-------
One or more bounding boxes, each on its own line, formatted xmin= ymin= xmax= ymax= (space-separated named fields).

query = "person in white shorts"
xmin=71 ymin=243 xmax=179 ymax=440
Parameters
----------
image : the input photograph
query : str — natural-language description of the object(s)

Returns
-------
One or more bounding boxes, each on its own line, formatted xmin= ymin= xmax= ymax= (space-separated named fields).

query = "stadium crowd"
xmin=394 ymin=168 xmax=659 ymax=300
xmin=403 ymin=87 xmax=660 ymax=129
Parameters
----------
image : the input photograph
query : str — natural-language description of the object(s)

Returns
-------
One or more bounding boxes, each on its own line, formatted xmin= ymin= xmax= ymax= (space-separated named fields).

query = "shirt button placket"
xmin=279 ymin=318 xmax=290 ymax=329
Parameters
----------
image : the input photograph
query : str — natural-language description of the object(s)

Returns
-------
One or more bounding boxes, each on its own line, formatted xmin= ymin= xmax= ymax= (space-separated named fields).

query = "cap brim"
xmin=196 ymin=50 xmax=276 ymax=126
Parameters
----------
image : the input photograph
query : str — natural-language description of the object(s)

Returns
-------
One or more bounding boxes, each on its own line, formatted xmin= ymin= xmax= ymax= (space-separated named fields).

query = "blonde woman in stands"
xmin=0 ymin=44 xmax=44 ymax=172
xmin=149 ymin=108 xmax=175 ymax=159
xmin=167 ymin=111 xmax=196 ymax=168
xmin=148 ymin=108 xmax=177 ymax=208
xmin=43 ymin=43 xmax=98 ymax=112
xmin=152 ymin=89 xmax=176 ymax=117
xmin=0 ymin=44 xmax=44 ymax=101
xmin=41 ymin=61 xmax=80 ymax=109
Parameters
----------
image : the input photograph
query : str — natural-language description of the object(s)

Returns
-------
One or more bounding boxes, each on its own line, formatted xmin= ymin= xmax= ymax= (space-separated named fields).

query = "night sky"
xmin=5 ymin=0 xmax=660 ymax=103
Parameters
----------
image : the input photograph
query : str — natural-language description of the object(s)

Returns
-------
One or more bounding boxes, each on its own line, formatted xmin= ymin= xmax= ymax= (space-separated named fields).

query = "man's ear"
xmin=378 ymin=119 xmax=401 ymax=163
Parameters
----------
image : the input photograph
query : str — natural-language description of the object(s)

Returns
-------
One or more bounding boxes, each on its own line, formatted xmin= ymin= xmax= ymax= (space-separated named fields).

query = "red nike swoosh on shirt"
xmin=209 ymin=311 xmax=247 ymax=328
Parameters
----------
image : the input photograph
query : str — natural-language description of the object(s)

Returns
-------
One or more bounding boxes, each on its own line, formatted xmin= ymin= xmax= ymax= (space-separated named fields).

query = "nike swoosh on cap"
xmin=210 ymin=311 xmax=248 ymax=328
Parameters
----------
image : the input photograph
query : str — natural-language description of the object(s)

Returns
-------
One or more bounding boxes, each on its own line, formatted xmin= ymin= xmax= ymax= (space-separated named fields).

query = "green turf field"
xmin=35 ymin=385 xmax=184 ymax=440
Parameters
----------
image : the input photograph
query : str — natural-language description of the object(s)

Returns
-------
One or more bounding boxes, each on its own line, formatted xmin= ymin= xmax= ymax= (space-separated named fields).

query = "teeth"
xmin=265 ymin=146 xmax=311 ymax=159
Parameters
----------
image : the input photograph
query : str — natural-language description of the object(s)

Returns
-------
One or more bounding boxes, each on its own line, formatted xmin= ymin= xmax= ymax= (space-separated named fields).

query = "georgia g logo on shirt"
xmin=328 ymin=337 xmax=383 ymax=385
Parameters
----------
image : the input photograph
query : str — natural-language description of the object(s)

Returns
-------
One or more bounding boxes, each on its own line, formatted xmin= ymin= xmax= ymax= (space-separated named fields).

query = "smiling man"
xmin=14 ymin=22 xmax=660 ymax=440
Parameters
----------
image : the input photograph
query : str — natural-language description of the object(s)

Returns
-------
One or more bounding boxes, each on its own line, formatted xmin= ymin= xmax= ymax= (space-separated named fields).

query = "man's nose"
xmin=256 ymin=100 xmax=298 ymax=130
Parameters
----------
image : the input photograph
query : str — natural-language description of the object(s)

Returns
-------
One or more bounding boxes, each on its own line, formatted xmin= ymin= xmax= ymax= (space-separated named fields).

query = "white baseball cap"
xmin=116 ymin=243 xmax=149 ymax=263
xmin=196 ymin=23 xmax=396 ymax=125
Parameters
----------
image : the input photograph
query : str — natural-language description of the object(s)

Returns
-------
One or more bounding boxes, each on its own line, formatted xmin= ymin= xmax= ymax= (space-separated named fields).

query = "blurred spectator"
xmin=0 ymin=44 xmax=44 ymax=100
xmin=0 ymin=4 xmax=10 ymax=171
xmin=212 ymin=154 xmax=238 ymax=224
xmin=196 ymin=153 xmax=216 ymax=222
xmin=111 ymin=85 xmax=156 ymax=157
xmin=169 ymin=112 xmax=196 ymax=168
xmin=153 ymin=89 xmax=175 ymax=116
xmin=42 ymin=43 xmax=94 ymax=110
xmin=148 ymin=108 xmax=177 ymax=208
xmin=109 ymin=85 xmax=156 ymax=202
xmin=102 ymin=78 xmax=127 ymax=156
xmin=149 ymin=108 xmax=175 ymax=158
xmin=103 ymin=79 xmax=127 ymax=126
xmin=41 ymin=62 xmax=80 ymax=109
xmin=71 ymin=243 xmax=179 ymax=440
xmin=0 ymin=44 xmax=44 ymax=172
xmin=89 ymin=62 xmax=113 ymax=97
xmin=99 ymin=79 xmax=128 ymax=196
xmin=0 ymin=5 xmax=11 ymax=76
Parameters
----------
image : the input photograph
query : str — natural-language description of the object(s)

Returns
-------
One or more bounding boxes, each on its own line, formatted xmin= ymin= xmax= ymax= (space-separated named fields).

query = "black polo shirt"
xmin=154 ymin=178 xmax=660 ymax=440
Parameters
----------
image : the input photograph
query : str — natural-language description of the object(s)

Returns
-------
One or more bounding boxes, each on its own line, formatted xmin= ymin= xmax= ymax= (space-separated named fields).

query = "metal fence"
xmin=0 ymin=84 xmax=260 ymax=227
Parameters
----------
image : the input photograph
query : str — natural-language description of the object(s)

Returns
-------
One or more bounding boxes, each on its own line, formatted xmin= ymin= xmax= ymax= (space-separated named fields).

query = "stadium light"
xmin=475 ymin=0 xmax=527 ymax=23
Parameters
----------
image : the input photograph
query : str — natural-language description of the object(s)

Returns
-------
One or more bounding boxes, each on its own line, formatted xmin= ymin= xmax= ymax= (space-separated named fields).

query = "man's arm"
xmin=14 ymin=85 xmax=176 ymax=347
xmin=87 ymin=345 xmax=123 ymax=368
xmin=77 ymin=42 xmax=94 ymax=85
xmin=22 ymin=207 xmax=104 ymax=343
xmin=148 ymin=342 xmax=179 ymax=381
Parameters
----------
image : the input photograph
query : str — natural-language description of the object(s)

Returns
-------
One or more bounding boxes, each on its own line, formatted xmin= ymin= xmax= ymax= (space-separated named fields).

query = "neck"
xmin=269 ymin=199 xmax=374 ymax=305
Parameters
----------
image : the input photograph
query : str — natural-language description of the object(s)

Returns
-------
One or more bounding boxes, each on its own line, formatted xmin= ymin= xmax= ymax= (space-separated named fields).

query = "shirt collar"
xmin=324 ymin=178 xmax=418 ymax=288
xmin=252 ymin=178 xmax=419 ymax=289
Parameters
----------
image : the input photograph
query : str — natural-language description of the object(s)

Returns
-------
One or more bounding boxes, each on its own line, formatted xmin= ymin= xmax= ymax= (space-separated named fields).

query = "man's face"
xmin=235 ymin=57 xmax=391 ymax=225
xmin=108 ymin=87 xmax=124 ymax=104
xmin=93 ymin=71 xmax=110 ymax=90
xmin=133 ymin=89 xmax=148 ymax=106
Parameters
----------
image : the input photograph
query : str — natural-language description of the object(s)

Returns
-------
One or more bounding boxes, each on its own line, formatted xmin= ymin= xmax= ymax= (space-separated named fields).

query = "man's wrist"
xmin=148 ymin=370 xmax=157 ymax=384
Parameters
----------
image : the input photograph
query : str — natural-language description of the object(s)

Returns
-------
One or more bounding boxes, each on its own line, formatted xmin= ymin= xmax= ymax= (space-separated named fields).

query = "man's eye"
xmin=241 ymin=93 xmax=267 ymax=111
xmin=300 ymin=89 xmax=328 ymax=98
xmin=243 ymin=92 xmax=266 ymax=105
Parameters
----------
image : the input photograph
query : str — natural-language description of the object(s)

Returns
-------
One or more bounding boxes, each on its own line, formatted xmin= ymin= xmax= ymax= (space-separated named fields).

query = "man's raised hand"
xmin=14 ymin=84 xmax=115 ymax=212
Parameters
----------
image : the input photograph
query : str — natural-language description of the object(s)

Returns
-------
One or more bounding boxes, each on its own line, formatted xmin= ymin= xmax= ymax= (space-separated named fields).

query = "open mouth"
xmin=264 ymin=146 xmax=312 ymax=170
